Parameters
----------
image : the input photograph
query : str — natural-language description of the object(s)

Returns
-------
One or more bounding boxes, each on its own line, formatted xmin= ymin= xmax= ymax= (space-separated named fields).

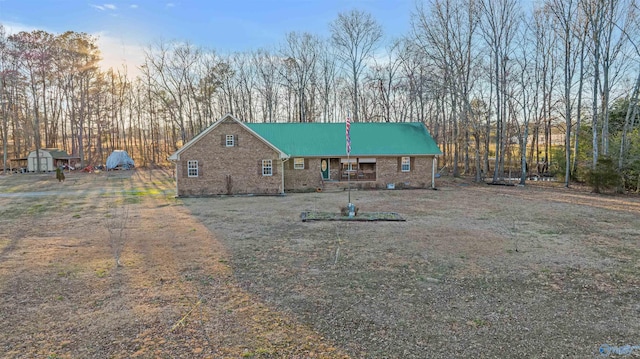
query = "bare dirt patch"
xmin=1 ymin=172 xmax=639 ymax=358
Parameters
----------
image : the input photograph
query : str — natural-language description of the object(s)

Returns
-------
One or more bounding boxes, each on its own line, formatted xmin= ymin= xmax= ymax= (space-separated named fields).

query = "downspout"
xmin=432 ymin=156 xmax=437 ymax=189
xmin=281 ymin=157 xmax=289 ymax=195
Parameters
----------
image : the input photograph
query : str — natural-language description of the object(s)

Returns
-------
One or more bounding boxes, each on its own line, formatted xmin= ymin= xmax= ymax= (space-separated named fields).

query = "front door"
xmin=321 ymin=158 xmax=330 ymax=180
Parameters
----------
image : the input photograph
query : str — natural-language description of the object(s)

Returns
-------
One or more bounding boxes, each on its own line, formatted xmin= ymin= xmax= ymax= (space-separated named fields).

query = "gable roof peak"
xmin=168 ymin=114 xmax=287 ymax=161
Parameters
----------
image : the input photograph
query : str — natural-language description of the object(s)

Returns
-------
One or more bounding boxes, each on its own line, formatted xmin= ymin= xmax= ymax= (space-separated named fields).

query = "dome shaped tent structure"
xmin=106 ymin=150 xmax=135 ymax=170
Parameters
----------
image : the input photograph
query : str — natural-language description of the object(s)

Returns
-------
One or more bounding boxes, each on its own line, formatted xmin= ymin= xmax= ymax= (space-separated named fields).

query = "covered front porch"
xmin=321 ymin=157 xmax=377 ymax=182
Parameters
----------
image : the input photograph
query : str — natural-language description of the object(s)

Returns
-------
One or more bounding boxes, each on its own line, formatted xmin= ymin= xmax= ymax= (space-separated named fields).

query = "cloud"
xmin=166 ymin=3 xmax=175 ymax=8
xmin=2 ymin=21 xmax=39 ymax=35
xmin=91 ymin=3 xmax=117 ymax=11
xmin=130 ymin=4 xmax=139 ymax=9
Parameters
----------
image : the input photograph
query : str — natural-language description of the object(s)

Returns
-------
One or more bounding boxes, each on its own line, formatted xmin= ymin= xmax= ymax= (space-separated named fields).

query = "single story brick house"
xmin=168 ymin=114 xmax=442 ymax=196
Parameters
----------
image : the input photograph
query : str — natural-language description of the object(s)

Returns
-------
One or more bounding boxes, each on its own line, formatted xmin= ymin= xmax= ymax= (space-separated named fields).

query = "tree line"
xmin=1 ymin=0 xmax=639 ymax=190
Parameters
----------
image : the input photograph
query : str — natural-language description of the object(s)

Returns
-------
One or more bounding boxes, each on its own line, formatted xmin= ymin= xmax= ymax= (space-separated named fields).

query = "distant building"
xmin=27 ymin=149 xmax=79 ymax=172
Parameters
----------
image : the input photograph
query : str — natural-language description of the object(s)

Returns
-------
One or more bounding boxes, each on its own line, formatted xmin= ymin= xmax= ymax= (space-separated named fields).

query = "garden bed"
xmin=300 ymin=211 xmax=405 ymax=222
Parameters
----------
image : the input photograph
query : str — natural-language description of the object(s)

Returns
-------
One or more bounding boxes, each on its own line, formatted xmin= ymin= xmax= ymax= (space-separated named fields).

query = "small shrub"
xmin=55 ymin=167 xmax=65 ymax=182
xmin=587 ymin=156 xmax=622 ymax=193
xmin=95 ymin=269 xmax=108 ymax=278
xmin=621 ymin=160 xmax=640 ymax=192
xmin=340 ymin=205 xmax=359 ymax=216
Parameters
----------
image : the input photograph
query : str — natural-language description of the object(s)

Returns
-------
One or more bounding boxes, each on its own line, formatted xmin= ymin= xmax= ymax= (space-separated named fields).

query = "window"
xmin=401 ymin=157 xmax=411 ymax=172
xmin=187 ymin=160 xmax=198 ymax=177
xmin=226 ymin=135 xmax=235 ymax=147
xmin=341 ymin=158 xmax=356 ymax=171
xmin=293 ymin=158 xmax=305 ymax=170
xmin=262 ymin=160 xmax=273 ymax=176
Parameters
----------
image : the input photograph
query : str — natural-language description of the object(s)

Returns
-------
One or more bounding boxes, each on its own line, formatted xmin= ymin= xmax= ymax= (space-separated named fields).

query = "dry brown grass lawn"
xmin=1 ymin=170 xmax=639 ymax=358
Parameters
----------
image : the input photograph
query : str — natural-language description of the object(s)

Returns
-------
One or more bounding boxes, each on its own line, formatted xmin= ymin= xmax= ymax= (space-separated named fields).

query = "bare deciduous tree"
xmin=546 ymin=0 xmax=579 ymax=187
xmin=280 ymin=32 xmax=320 ymax=122
xmin=330 ymin=9 xmax=383 ymax=122
xmin=412 ymin=0 xmax=481 ymax=176
xmin=479 ymin=0 xmax=520 ymax=182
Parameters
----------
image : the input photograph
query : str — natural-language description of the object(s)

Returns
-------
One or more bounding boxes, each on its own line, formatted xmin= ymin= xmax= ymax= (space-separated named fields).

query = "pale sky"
xmin=0 ymin=0 xmax=414 ymax=75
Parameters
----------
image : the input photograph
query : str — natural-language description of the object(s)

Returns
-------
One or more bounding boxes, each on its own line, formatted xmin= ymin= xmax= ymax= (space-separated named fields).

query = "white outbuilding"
xmin=27 ymin=148 xmax=78 ymax=172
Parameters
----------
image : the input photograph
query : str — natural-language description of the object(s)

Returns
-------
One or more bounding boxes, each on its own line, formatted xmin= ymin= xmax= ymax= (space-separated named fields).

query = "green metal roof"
xmin=246 ymin=122 xmax=442 ymax=157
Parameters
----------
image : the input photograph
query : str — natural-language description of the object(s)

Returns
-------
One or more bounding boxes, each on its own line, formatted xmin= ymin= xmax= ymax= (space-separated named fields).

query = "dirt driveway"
xmin=1 ymin=171 xmax=639 ymax=358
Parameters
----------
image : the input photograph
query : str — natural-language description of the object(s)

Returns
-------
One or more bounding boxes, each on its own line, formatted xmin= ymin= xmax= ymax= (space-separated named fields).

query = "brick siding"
xmin=283 ymin=157 xmax=323 ymax=191
xmin=375 ymin=156 xmax=434 ymax=189
xmin=175 ymin=118 xmax=282 ymax=196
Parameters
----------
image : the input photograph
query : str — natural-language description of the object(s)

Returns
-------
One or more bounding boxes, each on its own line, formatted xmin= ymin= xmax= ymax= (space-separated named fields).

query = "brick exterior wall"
xmin=283 ymin=157 xmax=324 ymax=191
xmin=175 ymin=118 xmax=283 ymax=196
xmin=374 ymin=156 xmax=434 ymax=189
